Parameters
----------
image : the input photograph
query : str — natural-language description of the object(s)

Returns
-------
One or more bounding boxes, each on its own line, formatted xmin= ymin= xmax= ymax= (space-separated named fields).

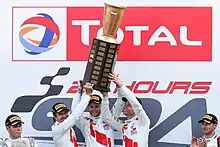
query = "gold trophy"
xmin=82 ymin=3 xmax=126 ymax=92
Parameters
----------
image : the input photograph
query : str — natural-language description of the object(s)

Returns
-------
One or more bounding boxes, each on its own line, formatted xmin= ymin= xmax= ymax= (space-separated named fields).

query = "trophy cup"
xmin=82 ymin=3 xmax=126 ymax=92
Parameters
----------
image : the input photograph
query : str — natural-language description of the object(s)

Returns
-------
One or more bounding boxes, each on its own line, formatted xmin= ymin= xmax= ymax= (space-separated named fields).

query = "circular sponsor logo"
xmin=19 ymin=13 xmax=60 ymax=55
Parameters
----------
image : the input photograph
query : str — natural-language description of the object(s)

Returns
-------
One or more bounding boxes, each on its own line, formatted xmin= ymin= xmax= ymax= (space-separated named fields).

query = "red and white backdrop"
xmin=1 ymin=0 xmax=220 ymax=146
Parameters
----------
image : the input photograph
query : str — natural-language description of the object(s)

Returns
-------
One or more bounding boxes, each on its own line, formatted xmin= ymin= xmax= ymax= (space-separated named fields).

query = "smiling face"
xmin=89 ymin=102 xmax=101 ymax=117
xmin=201 ymin=122 xmax=217 ymax=136
xmin=123 ymin=101 xmax=135 ymax=118
xmin=54 ymin=110 xmax=69 ymax=123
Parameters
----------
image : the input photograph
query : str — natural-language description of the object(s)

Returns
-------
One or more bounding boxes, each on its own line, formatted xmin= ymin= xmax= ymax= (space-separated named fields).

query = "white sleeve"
xmin=112 ymin=89 xmax=125 ymax=118
xmin=76 ymin=117 xmax=88 ymax=131
xmin=71 ymin=91 xmax=81 ymax=111
xmin=52 ymin=93 xmax=90 ymax=139
xmin=72 ymin=91 xmax=88 ymax=130
xmin=101 ymin=96 xmax=123 ymax=132
xmin=118 ymin=85 xmax=150 ymax=126
xmin=73 ymin=92 xmax=89 ymax=132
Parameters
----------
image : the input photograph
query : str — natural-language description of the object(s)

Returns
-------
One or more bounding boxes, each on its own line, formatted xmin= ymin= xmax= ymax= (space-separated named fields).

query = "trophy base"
xmin=93 ymin=85 xmax=111 ymax=92
xmin=82 ymin=37 xmax=119 ymax=92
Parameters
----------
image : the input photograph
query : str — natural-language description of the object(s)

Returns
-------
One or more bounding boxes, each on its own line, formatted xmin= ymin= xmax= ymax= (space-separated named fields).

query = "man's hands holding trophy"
xmin=191 ymin=137 xmax=207 ymax=147
xmin=80 ymin=72 xmax=123 ymax=97
xmin=93 ymin=72 xmax=123 ymax=99
xmin=108 ymin=73 xmax=123 ymax=88
xmin=83 ymin=82 xmax=94 ymax=96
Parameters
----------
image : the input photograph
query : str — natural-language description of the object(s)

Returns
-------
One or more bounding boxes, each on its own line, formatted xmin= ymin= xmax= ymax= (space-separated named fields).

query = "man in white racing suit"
xmin=74 ymin=88 xmax=123 ymax=147
xmin=191 ymin=114 xmax=220 ymax=147
xmin=51 ymin=82 xmax=93 ymax=147
xmin=3 ymin=114 xmax=38 ymax=147
xmin=104 ymin=73 xmax=151 ymax=147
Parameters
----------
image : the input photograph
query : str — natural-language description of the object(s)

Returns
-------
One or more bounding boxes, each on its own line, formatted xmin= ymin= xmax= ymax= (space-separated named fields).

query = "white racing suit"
xmin=190 ymin=134 xmax=220 ymax=147
xmin=75 ymin=114 xmax=115 ymax=147
xmin=62 ymin=90 xmax=122 ymax=147
xmin=205 ymin=134 xmax=220 ymax=147
xmin=102 ymin=85 xmax=150 ymax=147
xmin=75 ymin=90 xmax=123 ymax=147
xmin=51 ymin=92 xmax=90 ymax=147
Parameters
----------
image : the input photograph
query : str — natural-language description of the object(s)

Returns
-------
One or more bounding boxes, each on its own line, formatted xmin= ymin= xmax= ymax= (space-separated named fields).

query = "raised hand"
xmin=108 ymin=72 xmax=123 ymax=88
xmin=191 ymin=137 xmax=200 ymax=147
xmin=83 ymin=83 xmax=94 ymax=96
xmin=197 ymin=137 xmax=207 ymax=147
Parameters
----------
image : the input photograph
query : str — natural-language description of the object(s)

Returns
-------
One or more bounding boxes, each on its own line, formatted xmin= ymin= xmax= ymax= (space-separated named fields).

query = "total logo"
xmin=19 ymin=13 xmax=60 ymax=55
xmin=12 ymin=7 xmax=212 ymax=61
xmin=13 ymin=7 xmax=66 ymax=61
